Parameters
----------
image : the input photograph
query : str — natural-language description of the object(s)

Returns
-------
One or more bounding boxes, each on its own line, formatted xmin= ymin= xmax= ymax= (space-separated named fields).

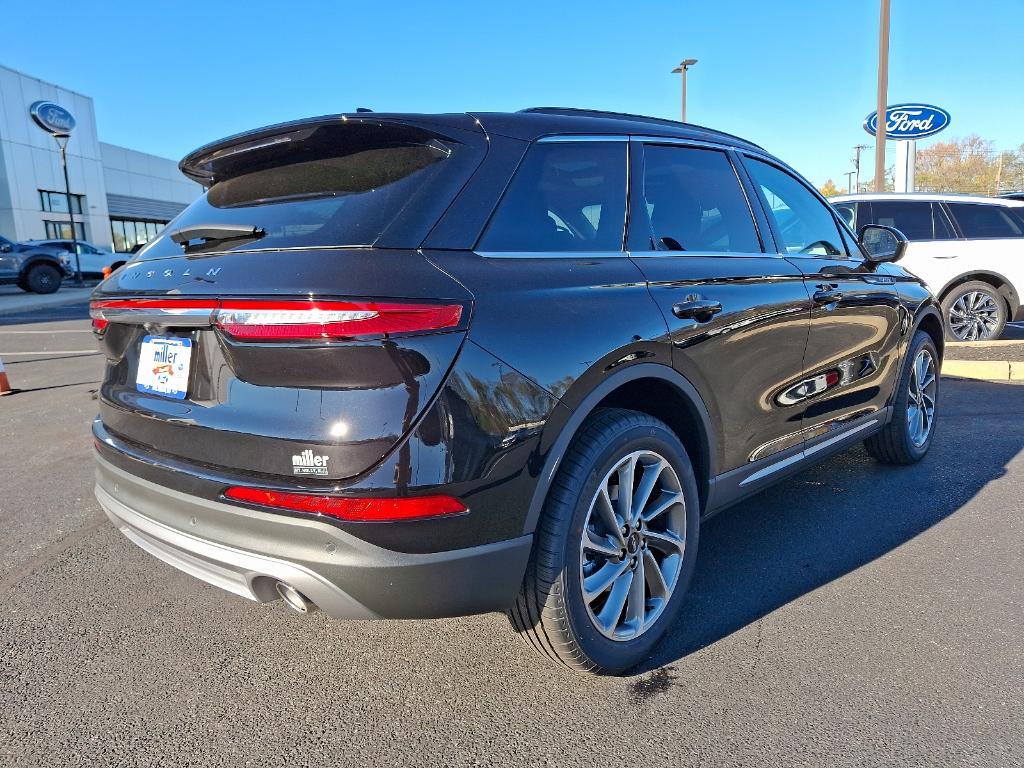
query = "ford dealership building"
xmin=0 ymin=64 xmax=201 ymax=252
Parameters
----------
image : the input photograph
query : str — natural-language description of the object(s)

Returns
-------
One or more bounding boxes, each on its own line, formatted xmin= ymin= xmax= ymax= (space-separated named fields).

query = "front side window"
xmin=479 ymin=142 xmax=626 ymax=252
xmin=746 ymin=158 xmax=846 ymax=257
xmin=638 ymin=144 xmax=760 ymax=253
xmin=947 ymin=203 xmax=1024 ymax=239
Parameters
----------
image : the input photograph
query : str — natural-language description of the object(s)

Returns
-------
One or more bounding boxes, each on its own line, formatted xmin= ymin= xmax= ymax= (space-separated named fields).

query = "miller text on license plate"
xmin=136 ymin=336 xmax=192 ymax=399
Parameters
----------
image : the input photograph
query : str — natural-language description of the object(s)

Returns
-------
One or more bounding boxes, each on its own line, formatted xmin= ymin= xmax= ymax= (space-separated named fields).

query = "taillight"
xmin=214 ymin=300 xmax=463 ymax=340
xmin=223 ymin=486 xmax=467 ymax=522
xmin=89 ymin=298 xmax=463 ymax=340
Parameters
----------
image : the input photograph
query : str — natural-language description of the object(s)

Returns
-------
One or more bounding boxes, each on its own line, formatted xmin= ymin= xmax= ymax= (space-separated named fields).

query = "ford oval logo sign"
xmin=863 ymin=103 xmax=950 ymax=140
xmin=29 ymin=101 xmax=76 ymax=137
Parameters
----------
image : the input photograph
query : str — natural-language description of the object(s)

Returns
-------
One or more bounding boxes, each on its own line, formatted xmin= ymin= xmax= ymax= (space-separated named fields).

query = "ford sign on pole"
xmin=29 ymin=101 xmax=76 ymax=138
xmin=28 ymin=101 xmax=82 ymax=283
xmin=863 ymin=103 xmax=951 ymax=140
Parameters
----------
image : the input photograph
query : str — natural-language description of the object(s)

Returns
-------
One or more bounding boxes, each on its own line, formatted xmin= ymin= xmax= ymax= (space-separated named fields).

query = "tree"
xmin=914 ymin=135 xmax=1024 ymax=195
xmin=819 ymin=178 xmax=843 ymax=197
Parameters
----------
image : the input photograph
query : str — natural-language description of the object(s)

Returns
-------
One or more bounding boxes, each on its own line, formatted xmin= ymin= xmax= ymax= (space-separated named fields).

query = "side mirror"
xmin=859 ymin=224 xmax=907 ymax=264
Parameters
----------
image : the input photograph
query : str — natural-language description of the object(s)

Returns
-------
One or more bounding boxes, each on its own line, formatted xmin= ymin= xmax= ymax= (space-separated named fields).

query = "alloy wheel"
xmin=579 ymin=450 xmax=686 ymax=641
xmin=907 ymin=348 xmax=937 ymax=448
xmin=948 ymin=291 xmax=1000 ymax=341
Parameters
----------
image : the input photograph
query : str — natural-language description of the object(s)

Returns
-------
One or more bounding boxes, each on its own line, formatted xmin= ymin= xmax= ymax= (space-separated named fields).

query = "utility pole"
xmin=852 ymin=144 xmax=870 ymax=192
xmin=671 ymin=59 xmax=698 ymax=123
xmin=875 ymin=0 xmax=891 ymax=191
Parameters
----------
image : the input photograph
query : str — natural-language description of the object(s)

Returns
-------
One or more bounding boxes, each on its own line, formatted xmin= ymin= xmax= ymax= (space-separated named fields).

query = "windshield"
xmin=137 ymin=123 xmax=479 ymax=260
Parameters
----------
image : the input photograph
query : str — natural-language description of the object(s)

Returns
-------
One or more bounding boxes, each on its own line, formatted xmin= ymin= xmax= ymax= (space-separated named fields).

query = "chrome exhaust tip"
xmin=275 ymin=581 xmax=318 ymax=614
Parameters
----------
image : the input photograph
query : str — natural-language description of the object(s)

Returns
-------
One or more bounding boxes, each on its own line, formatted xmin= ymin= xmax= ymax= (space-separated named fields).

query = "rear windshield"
xmin=137 ymin=123 xmax=478 ymax=259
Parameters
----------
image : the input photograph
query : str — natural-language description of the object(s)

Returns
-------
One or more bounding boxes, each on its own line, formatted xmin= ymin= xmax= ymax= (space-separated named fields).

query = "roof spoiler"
xmin=179 ymin=113 xmax=483 ymax=185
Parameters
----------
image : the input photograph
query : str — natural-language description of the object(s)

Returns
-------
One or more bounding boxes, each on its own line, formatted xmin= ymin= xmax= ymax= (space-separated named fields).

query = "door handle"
xmin=672 ymin=299 xmax=723 ymax=322
xmin=812 ymin=283 xmax=844 ymax=305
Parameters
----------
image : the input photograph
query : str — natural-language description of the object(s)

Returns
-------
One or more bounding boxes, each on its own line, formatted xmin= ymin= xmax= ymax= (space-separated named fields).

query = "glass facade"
xmin=43 ymin=220 xmax=86 ymax=240
xmin=110 ymin=218 xmax=166 ymax=252
xmin=39 ymin=189 xmax=85 ymax=215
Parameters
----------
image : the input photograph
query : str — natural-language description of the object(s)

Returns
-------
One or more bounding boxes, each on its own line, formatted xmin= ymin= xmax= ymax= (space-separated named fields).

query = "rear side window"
xmin=866 ymin=201 xmax=954 ymax=241
xmin=947 ymin=203 xmax=1024 ymax=239
xmin=479 ymin=142 xmax=626 ymax=252
xmin=138 ymin=123 xmax=478 ymax=259
xmin=638 ymin=144 xmax=760 ymax=253
xmin=746 ymin=159 xmax=846 ymax=256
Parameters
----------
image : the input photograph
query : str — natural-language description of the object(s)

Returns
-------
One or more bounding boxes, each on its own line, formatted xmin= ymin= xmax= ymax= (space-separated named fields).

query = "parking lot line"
xmin=0 ymin=350 xmax=99 ymax=355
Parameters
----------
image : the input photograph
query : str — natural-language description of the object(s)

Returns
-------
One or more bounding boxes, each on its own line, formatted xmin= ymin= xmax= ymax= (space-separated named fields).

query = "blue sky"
xmin=3 ymin=0 xmax=1021 ymax=187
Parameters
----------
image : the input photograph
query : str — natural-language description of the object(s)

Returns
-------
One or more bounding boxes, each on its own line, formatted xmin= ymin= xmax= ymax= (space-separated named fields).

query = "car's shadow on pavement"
xmin=636 ymin=378 xmax=1024 ymax=673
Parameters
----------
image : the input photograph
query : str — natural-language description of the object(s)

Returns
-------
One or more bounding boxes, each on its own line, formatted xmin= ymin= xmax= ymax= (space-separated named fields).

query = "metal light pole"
xmin=671 ymin=59 xmax=698 ymax=123
xmin=844 ymin=171 xmax=856 ymax=194
xmin=53 ymin=135 xmax=82 ymax=284
xmin=874 ymin=0 xmax=891 ymax=191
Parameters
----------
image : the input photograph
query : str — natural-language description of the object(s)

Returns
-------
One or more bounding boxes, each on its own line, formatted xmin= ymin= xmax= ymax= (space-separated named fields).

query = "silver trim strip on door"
xmin=739 ymin=419 xmax=879 ymax=487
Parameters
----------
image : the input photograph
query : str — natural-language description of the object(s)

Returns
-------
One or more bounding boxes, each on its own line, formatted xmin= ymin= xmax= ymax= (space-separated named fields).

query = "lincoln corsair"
xmin=90 ymin=108 xmax=942 ymax=674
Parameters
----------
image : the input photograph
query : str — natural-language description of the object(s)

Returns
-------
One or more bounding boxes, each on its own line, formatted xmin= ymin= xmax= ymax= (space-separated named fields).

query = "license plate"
xmin=136 ymin=335 xmax=192 ymax=399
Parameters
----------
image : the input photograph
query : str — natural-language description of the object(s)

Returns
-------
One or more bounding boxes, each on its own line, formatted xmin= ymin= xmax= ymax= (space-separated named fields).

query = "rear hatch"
xmin=92 ymin=116 xmax=484 ymax=482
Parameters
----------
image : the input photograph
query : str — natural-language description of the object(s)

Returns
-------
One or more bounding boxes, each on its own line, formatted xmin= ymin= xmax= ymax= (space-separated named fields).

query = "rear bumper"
xmin=95 ymin=456 xmax=533 ymax=619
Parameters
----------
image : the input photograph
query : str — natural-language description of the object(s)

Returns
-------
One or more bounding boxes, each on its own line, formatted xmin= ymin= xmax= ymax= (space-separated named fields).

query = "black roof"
xmin=180 ymin=108 xmax=763 ymax=182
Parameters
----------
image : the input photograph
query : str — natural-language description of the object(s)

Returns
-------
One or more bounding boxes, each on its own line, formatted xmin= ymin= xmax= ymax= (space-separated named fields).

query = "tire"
xmin=864 ymin=330 xmax=939 ymax=465
xmin=25 ymin=263 xmax=62 ymax=294
xmin=508 ymin=407 xmax=701 ymax=674
xmin=940 ymin=281 xmax=1006 ymax=341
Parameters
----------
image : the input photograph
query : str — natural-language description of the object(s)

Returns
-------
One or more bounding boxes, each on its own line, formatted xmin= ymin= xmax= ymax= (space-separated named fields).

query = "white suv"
xmin=830 ymin=193 xmax=1024 ymax=341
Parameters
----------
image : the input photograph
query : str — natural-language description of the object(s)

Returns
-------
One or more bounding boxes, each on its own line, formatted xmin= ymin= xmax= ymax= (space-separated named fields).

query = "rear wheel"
xmin=941 ymin=281 xmax=1006 ymax=341
xmin=864 ymin=330 xmax=939 ymax=465
xmin=25 ymin=264 xmax=62 ymax=294
xmin=509 ymin=408 xmax=700 ymax=674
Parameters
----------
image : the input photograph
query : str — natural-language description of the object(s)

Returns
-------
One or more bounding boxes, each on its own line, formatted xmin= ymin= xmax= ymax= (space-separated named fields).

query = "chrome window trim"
xmin=476 ymin=250 xmax=630 ymax=260
xmin=536 ymin=134 xmax=629 ymax=143
xmin=629 ymin=135 xmax=737 ymax=152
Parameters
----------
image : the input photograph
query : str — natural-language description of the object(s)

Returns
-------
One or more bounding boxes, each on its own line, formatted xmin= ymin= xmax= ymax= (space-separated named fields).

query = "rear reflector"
xmin=223 ymin=486 xmax=467 ymax=522
xmin=89 ymin=298 xmax=463 ymax=340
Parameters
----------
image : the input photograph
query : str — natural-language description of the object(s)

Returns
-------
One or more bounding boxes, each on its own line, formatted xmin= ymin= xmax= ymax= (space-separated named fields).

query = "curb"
xmin=941 ymin=359 xmax=1024 ymax=382
xmin=0 ymin=287 xmax=95 ymax=316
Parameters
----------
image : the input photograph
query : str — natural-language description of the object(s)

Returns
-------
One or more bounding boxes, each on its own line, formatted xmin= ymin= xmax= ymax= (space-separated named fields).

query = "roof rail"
xmin=519 ymin=107 xmax=763 ymax=149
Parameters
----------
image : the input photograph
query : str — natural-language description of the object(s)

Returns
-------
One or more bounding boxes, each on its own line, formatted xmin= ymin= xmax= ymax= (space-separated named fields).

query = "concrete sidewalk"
xmin=0 ymin=284 xmax=97 ymax=315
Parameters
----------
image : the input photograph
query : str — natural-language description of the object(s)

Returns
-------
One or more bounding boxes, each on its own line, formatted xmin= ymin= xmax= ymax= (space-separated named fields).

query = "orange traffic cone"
xmin=0 ymin=356 xmax=12 ymax=396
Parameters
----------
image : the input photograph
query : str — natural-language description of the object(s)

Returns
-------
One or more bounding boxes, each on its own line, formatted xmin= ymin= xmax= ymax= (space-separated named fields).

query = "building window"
xmin=44 ymin=220 xmax=86 ymax=240
xmin=111 ymin=218 xmax=167 ymax=252
xmin=39 ymin=190 xmax=85 ymax=215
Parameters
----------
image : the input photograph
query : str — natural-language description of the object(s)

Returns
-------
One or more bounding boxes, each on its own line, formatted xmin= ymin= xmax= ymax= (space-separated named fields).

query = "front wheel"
xmin=864 ymin=330 xmax=939 ymax=465
xmin=941 ymin=281 xmax=1006 ymax=341
xmin=508 ymin=408 xmax=700 ymax=674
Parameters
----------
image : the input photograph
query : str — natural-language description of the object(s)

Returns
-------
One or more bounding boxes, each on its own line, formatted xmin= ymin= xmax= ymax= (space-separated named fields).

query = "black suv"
xmin=0 ymin=235 xmax=73 ymax=293
xmin=91 ymin=109 xmax=942 ymax=674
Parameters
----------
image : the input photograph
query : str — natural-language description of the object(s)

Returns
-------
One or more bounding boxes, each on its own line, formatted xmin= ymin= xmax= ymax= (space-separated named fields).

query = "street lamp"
xmin=671 ymin=59 xmax=698 ymax=123
xmin=53 ymin=135 xmax=82 ymax=285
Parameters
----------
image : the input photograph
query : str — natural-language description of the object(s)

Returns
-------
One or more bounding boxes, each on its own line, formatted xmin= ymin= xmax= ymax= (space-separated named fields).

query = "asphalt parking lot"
xmin=1 ymin=300 xmax=1022 ymax=767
